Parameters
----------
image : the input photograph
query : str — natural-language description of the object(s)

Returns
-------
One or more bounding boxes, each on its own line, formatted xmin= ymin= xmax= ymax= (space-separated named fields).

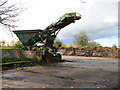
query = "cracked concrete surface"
xmin=2 ymin=56 xmax=118 ymax=88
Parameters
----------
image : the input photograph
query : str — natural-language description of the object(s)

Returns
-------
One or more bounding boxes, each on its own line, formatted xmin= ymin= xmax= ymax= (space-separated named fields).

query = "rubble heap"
xmin=59 ymin=47 xmax=119 ymax=58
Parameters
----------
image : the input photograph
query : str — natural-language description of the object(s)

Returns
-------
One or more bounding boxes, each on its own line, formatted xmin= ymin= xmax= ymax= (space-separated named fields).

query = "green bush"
xmin=39 ymin=46 xmax=44 ymax=50
xmin=54 ymin=42 xmax=62 ymax=48
xmin=61 ymin=44 xmax=67 ymax=48
xmin=75 ymin=46 xmax=81 ymax=49
xmin=14 ymin=41 xmax=23 ymax=49
xmin=2 ymin=57 xmax=31 ymax=63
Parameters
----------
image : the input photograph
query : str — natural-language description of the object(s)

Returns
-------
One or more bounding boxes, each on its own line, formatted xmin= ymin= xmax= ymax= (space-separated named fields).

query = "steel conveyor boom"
xmin=13 ymin=12 xmax=81 ymax=46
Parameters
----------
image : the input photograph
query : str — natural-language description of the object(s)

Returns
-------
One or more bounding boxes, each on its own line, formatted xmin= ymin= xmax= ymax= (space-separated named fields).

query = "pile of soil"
xmin=59 ymin=47 xmax=119 ymax=58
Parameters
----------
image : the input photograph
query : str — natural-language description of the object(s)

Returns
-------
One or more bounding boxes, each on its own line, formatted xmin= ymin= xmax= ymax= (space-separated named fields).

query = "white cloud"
xmin=0 ymin=0 xmax=118 ymax=47
xmin=95 ymin=36 xmax=118 ymax=47
xmin=103 ymin=16 xmax=117 ymax=24
xmin=57 ymin=1 xmax=118 ymax=40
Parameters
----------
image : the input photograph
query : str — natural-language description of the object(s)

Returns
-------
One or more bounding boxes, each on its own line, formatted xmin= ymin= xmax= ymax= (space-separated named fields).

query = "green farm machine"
xmin=13 ymin=12 xmax=81 ymax=62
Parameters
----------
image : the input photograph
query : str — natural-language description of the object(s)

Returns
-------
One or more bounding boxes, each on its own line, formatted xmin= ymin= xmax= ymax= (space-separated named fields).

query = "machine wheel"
xmin=57 ymin=53 xmax=62 ymax=60
xmin=42 ymin=55 xmax=45 ymax=60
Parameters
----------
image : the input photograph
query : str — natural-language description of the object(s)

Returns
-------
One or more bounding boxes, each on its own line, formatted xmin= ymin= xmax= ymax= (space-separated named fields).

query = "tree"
xmin=0 ymin=0 xmax=25 ymax=28
xmin=112 ymin=44 xmax=117 ymax=48
xmin=54 ymin=38 xmax=62 ymax=48
xmin=73 ymin=31 xmax=102 ymax=47
xmin=73 ymin=31 xmax=90 ymax=46
xmin=88 ymin=41 xmax=102 ymax=47
xmin=10 ymin=40 xmax=15 ymax=46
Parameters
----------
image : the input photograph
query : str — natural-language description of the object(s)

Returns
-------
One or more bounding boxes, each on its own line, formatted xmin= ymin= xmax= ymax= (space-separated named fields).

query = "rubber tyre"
xmin=57 ymin=54 xmax=62 ymax=60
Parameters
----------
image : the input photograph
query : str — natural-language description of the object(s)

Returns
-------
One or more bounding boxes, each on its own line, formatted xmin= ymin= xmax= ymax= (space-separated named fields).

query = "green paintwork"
xmin=52 ymin=12 xmax=76 ymax=25
xmin=13 ymin=12 xmax=81 ymax=60
xmin=13 ymin=29 xmax=43 ymax=46
xmin=13 ymin=12 xmax=81 ymax=46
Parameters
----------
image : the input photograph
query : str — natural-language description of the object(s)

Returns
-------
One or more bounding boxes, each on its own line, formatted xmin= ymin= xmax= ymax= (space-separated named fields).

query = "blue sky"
xmin=0 ymin=0 xmax=119 ymax=47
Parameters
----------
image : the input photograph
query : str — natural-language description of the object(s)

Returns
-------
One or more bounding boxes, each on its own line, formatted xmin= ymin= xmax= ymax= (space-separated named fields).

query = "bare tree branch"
xmin=0 ymin=0 xmax=8 ymax=6
xmin=0 ymin=0 xmax=25 ymax=28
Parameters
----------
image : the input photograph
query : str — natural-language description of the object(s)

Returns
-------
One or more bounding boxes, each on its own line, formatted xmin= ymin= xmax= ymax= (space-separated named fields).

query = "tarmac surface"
xmin=2 ymin=56 xmax=119 ymax=88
